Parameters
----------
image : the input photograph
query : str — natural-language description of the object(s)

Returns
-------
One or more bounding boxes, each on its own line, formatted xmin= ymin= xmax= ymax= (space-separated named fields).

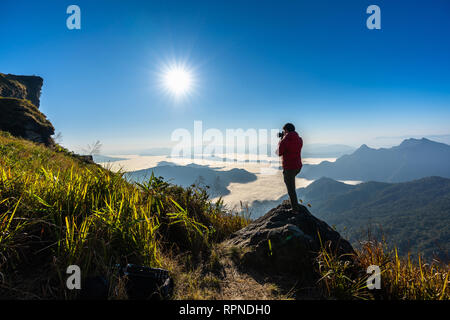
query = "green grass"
xmin=0 ymin=131 xmax=448 ymax=300
xmin=315 ymin=236 xmax=449 ymax=300
xmin=0 ymin=131 xmax=249 ymax=298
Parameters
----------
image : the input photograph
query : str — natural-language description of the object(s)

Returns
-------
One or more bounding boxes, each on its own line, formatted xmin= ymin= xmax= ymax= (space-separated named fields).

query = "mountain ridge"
xmin=249 ymin=176 xmax=450 ymax=260
xmin=299 ymin=138 xmax=450 ymax=182
xmin=302 ymin=176 xmax=450 ymax=260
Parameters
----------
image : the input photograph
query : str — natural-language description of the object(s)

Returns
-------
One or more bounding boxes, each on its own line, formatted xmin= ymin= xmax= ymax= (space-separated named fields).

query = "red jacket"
xmin=277 ymin=131 xmax=303 ymax=170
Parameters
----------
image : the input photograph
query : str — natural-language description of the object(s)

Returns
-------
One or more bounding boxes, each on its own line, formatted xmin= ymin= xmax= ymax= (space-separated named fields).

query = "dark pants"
xmin=283 ymin=168 xmax=301 ymax=209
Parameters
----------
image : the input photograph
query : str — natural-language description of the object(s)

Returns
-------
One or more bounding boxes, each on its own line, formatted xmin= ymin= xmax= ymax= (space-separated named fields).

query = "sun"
xmin=161 ymin=63 xmax=194 ymax=98
xmin=164 ymin=67 xmax=192 ymax=95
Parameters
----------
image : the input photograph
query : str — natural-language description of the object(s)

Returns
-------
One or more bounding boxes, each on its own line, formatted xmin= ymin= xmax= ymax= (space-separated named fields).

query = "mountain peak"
xmin=312 ymin=176 xmax=345 ymax=186
xmin=300 ymin=137 xmax=450 ymax=182
xmin=354 ymin=143 xmax=373 ymax=153
xmin=399 ymin=137 xmax=432 ymax=148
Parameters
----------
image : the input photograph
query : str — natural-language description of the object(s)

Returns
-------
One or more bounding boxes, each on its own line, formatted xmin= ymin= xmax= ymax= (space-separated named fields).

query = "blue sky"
xmin=1 ymin=0 xmax=449 ymax=153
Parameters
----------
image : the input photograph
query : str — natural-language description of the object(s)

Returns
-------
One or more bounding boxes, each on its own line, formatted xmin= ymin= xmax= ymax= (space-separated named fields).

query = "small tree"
xmin=52 ymin=132 xmax=63 ymax=144
xmin=82 ymin=140 xmax=102 ymax=155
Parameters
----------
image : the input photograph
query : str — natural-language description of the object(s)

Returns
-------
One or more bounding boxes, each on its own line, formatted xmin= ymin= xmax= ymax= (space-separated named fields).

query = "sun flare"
xmin=161 ymin=64 xmax=194 ymax=97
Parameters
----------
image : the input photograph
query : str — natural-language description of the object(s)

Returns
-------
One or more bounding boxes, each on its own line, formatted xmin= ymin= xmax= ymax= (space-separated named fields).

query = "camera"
xmin=278 ymin=131 xmax=284 ymax=138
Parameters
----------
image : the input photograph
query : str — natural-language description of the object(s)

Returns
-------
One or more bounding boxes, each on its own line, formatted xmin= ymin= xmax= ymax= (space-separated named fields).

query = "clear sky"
xmin=1 ymin=0 xmax=449 ymax=153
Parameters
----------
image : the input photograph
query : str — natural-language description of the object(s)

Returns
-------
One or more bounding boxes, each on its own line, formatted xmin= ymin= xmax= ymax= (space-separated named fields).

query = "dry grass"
xmin=164 ymin=243 xmax=289 ymax=300
xmin=356 ymin=240 xmax=449 ymax=300
xmin=316 ymin=238 xmax=449 ymax=300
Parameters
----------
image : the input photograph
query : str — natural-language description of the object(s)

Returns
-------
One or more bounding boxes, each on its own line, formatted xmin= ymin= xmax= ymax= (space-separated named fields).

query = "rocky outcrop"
xmin=225 ymin=200 xmax=354 ymax=280
xmin=0 ymin=73 xmax=54 ymax=146
xmin=0 ymin=98 xmax=55 ymax=146
xmin=0 ymin=73 xmax=43 ymax=108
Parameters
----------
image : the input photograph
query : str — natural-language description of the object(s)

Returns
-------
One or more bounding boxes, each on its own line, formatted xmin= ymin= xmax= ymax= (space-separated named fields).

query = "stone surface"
xmin=0 ymin=73 xmax=43 ymax=108
xmin=0 ymin=98 xmax=54 ymax=146
xmin=226 ymin=200 xmax=355 ymax=278
xmin=0 ymin=73 xmax=55 ymax=146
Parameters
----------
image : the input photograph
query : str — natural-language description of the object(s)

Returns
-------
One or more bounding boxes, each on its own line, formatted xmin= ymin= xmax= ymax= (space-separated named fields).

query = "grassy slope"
xmin=0 ymin=131 xmax=284 ymax=299
xmin=0 ymin=131 xmax=448 ymax=300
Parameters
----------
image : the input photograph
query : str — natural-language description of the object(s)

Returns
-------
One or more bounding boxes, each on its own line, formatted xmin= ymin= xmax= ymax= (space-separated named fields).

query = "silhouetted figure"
xmin=277 ymin=123 xmax=303 ymax=211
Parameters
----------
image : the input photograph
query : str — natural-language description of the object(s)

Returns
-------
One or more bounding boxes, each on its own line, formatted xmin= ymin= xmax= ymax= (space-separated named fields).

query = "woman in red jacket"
xmin=277 ymin=123 xmax=303 ymax=211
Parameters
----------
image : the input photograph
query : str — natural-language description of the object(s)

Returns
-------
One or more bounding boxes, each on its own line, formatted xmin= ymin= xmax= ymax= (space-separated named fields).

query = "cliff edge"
xmin=0 ymin=73 xmax=54 ymax=146
xmin=0 ymin=73 xmax=43 ymax=108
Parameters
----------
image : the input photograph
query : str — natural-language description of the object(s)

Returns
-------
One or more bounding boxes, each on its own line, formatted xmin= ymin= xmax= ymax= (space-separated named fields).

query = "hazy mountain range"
xmin=252 ymin=176 xmax=450 ymax=260
xmin=299 ymin=138 xmax=450 ymax=182
xmin=301 ymin=143 xmax=355 ymax=158
xmin=104 ymin=143 xmax=355 ymax=159
xmin=92 ymin=154 xmax=127 ymax=163
xmin=121 ymin=137 xmax=450 ymax=260
xmin=125 ymin=161 xmax=257 ymax=197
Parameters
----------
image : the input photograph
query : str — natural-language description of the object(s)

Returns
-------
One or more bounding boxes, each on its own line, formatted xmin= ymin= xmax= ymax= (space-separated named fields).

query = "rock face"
xmin=0 ymin=98 xmax=55 ymax=146
xmin=226 ymin=200 xmax=354 ymax=280
xmin=0 ymin=73 xmax=54 ymax=146
xmin=0 ymin=73 xmax=43 ymax=108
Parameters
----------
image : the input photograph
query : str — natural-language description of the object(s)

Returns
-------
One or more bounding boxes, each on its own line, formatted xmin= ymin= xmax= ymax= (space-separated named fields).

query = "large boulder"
xmin=225 ymin=200 xmax=355 ymax=280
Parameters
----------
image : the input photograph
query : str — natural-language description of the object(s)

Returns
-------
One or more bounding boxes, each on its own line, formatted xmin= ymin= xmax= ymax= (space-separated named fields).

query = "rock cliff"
xmin=0 ymin=73 xmax=43 ymax=108
xmin=0 ymin=73 xmax=54 ymax=146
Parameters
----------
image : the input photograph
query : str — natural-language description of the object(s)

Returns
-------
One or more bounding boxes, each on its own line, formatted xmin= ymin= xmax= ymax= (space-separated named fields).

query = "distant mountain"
xmin=255 ymin=143 xmax=355 ymax=158
xmin=125 ymin=162 xmax=257 ymax=197
xmin=299 ymin=138 xmax=450 ymax=182
xmin=250 ymin=176 xmax=450 ymax=260
xmin=301 ymin=143 xmax=356 ymax=158
xmin=93 ymin=154 xmax=127 ymax=163
xmin=135 ymin=143 xmax=355 ymax=159
xmin=306 ymin=177 xmax=450 ymax=260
